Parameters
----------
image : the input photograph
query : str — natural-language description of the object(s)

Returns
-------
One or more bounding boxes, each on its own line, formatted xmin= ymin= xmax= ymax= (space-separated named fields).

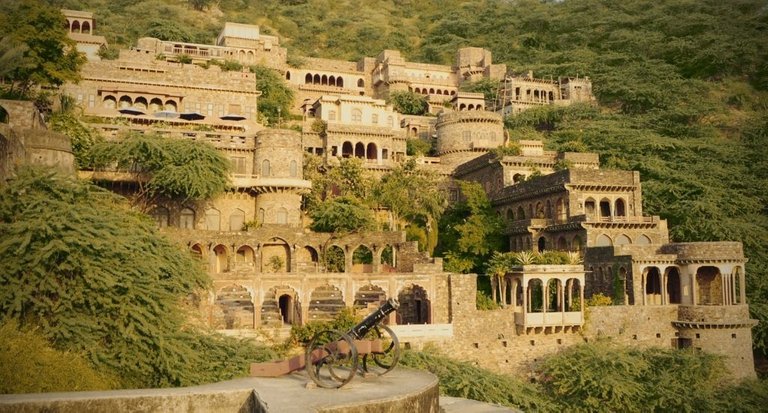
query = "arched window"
xmin=329 ymin=75 xmax=336 ymax=87
xmin=305 ymin=73 xmax=312 ymax=84
xmin=351 ymin=108 xmax=362 ymax=122
xmin=261 ymin=159 xmax=270 ymax=176
xmin=506 ymin=209 xmax=514 ymax=221
xmin=72 ymin=20 xmax=81 ymax=33
xmin=150 ymin=206 xmax=169 ymax=228
xmin=596 ymin=234 xmax=612 ymax=246
xmin=276 ymin=208 xmax=287 ymax=225
xmin=133 ymin=96 xmax=148 ymax=110
xmin=289 ymin=160 xmax=298 ymax=177
xmin=180 ymin=207 xmax=195 ymax=229
xmin=615 ymin=234 xmax=631 ymax=245
xmin=615 ymin=198 xmax=626 ymax=217
xmin=354 ymin=142 xmax=365 ymax=158
xmin=328 ymin=110 xmax=336 ymax=121
xmin=537 ymin=237 xmax=546 ymax=252
xmin=230 ymin=208 xmax=245 ymax=231
xmin=164 ymin=100 xmax=177 ymax=112
xmin=119 ymin=95 xmax=132 ymax=108
xmin=313 ymin=74 xmax=320 ymax=84
xmin=599 ymin=198 xmax=611 ymax=218
xmin=286 ymin=71 xmax=291 ymax=80
xmin=205 ymin=208 xmax=221 ymax=231
xmin=366 ymin=142 xmax=377 ymax=160
xmin=103 ymin=96 xmax=117 ymax=109
xmin=337 ymin=77 xmax=344 ymax=88
xmin=342 ymin=141 xmax=353 ymax=157
xmin=321 ymin=74 xmax=328 ymax=85
xmin=258 ymin=208 xmax=265 ymax=223
xmin=584 ymin=198 xmax=596 ymax=216
xmin=357 ymin=78 xmax=364 ymax=87
xmin=149 ymin=98 xmax=163 ymax=112
xmin=636 ymin=234 xmax=652 ymax=245
xmin=82 ymin=21 xmax=91 ymax=34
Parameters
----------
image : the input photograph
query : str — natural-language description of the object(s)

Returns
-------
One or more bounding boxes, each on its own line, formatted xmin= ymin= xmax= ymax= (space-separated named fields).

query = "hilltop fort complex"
xmin=0 ymin=11 xmax=756 ymax=381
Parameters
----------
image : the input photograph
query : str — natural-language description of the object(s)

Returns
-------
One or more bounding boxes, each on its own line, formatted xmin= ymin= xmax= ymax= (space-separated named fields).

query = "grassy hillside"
xmin=57 ymin=0 xmax=768 ymax=353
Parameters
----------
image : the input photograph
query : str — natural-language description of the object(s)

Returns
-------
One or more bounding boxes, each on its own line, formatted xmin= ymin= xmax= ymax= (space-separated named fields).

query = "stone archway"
xmin=309 ymin=285 xmax=345 ymax=322
xmin=397 ymin=284 xmax=430 ymax=324
xmin=261 ymin=238 xmax=290 ymax=273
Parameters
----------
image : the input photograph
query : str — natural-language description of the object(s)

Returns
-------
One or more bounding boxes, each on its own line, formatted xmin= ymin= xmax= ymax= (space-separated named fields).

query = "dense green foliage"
xmin=90 ymin=133 xmax=230 ymax=209
xmin=249 ymin=64 xmax=295 ymax=126
xmin=0 ymin=168 xmax=277 ymax=388
xmin=0 ymin=1 xmax=85 ymax=98
xmin=388 ymin=90 xmax=428 ymax=115
xmin=373 ymin=159 xmax=445 ymax=251
xmin=0 ymin=320 xmax=119 ymax=393
xmin=435 ymin=181 xmax=505 ymax=273
xmin=49 ymin=112 xmax=102 ymax=168
xmin=309 ymin=195 xmax=375 ymax=233
xmin=402 ymin=343 xmax=768 ymax=412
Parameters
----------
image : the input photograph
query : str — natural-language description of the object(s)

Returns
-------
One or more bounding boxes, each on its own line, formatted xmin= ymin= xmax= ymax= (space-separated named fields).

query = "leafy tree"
xmin=435 ymin=181 xmax=505 ymax=273
xmin=327 ymin=157 xmax=374 ymax=201
xmin=406 ymin=138 xmax=432 ymax=156
xmin=49 ymin=112 xmax=102 ymax=168
xmin=90 ymin=133 xmax=229 ymax=210
xmin=459 ymin=78 xmax=499 ymax=106
xmin=374 ymin=159 xmax=445 ymax=251
xmin=389 ymin=90 xmax=428 ymax=115
xmin=0 ymin=1 xmax=85 ymax=97
xmin=144 ymin=19 xmax=194 ymax=42
xmin=309 ymin=196 xmax=376 ymax=233
xmin=249 ymin=65 xmax=295 ymax=126
xmin=188 ymin=0 xmax=214 ymax=12
xmin=0 ymin=168 xmax=277 ymax=388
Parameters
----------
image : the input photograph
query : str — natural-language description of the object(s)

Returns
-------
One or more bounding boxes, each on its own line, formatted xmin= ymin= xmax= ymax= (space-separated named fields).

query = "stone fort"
xmin=0 ymin=10 xmax=756 ymax=381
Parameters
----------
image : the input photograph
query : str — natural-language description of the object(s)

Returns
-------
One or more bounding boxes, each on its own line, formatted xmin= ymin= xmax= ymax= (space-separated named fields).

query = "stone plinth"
xmin=0 ymin=369 xmax=438 ymax=413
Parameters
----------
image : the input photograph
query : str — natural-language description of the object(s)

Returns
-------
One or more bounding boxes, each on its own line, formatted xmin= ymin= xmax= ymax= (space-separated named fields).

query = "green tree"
xmin=49 ymin=112 xmax=101 ymax=168
xmin=144 ymin=19 xmax=193 ymax=42
xmin=406 ymin=138 xmax=432 ymax=156
xmin=0 ymin=168 xmax=277 ymax=388
xmin=249 ymin=65 xmax=295 ymax=126
xmin=0 ymin=1 xmax=85 ymax=97
xmin=309 ymin=195 xmax=376 ymax=233
xmin=374 ymin=159 xmax=445 ymax=252
xmin=435 ymin=181 xmax=505 ymax=273
xmin=90 ymin=133 xmax=230 ymax=210
xmin=389 ymin=90 xmax=428 ymax=115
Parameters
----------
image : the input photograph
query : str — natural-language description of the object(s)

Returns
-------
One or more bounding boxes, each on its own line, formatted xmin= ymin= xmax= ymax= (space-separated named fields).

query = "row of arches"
xmin=594 ymin=233 xmax=652 ymax=247
xmin=193 ymin=241 xmax=397 ymax=274
xmin=514 ymin=87 xmax=556 ymax=103
xmin=340 ymin=141 xmax=388 ymax=161
xmin=458 ymin=103 xmax=484 ymax=111
xmin=589 ymin=264 xmax=745 ymax=307
xmin=505 ymin=198 xmax=569 ymax=222
xmin=151 ymin=207 xmax=248 ymax=231
xmin=585 ymin=197 xmax=628 ymax=220
xmin=103 ymin=94 xmax=178 ymax=112
xmin=642 ymin=265 xmax=744 ymax=306
xmin=298 ymin=72 xmax=365 ymax=88
xmin=66 ymin=19 xmax=91 ymax=35
xmin=412 ymin=87 xmax=455 ymax=96
xmin=212 ymin=283 xmax=430 ymax=329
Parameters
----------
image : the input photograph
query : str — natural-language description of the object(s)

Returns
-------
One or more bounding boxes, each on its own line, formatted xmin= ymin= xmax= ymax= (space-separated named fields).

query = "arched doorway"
xmin=309 ymin=285 xmax=345 ymax=322
xmin=214 ymin=285 xmax=254 ymax=329
xmin=397 ymin=284 xmax=430 ymax=324
xmin=261 ymin=238 xmax=290 ymax=272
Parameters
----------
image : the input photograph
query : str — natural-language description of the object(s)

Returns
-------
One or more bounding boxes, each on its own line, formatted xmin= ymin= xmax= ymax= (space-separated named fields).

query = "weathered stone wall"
xmin=435 ymin=111 xmax=504 ymax=160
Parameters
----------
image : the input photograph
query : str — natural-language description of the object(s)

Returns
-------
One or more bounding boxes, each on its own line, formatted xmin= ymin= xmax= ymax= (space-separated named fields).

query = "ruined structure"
xmin=21 ymin=11 xmax=755 ymax=381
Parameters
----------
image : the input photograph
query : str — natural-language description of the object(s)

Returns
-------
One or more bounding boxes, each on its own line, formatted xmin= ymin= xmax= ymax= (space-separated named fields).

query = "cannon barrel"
xmin=347 ymin=298 xmax=399 ymax=340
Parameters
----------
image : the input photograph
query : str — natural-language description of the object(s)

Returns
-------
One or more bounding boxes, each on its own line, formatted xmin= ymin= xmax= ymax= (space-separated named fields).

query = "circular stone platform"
xmin=0 ymin=369 xmax=439 ymax=413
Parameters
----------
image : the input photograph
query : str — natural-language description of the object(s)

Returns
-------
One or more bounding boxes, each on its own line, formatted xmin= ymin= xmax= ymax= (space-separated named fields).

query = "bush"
xmin=0 ymin=320 xmax=119 ymax=393
xmin=585 ymin=293 xmax=613 ymax=307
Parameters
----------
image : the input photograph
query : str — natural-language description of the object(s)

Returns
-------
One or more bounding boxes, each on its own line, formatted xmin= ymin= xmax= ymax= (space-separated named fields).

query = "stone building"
xmin=46 ymin=10 xmax=758 ymax=381
xmin=0 ymin=100 xmax=75 ymax=182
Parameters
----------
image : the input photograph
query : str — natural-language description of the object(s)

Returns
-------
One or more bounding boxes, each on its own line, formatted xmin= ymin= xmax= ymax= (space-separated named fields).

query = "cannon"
xmin=250 ymin=299 xmax=401 ymax=389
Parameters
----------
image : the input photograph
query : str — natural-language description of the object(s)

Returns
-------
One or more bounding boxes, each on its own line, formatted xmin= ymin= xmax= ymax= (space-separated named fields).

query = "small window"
xmin=372 ymin=113 xmax=378 ymax=124
xmin=261 ymin=159 xmax=271 ymax=176
xmin=351 ymin=108 xmax=362 ymax=122
xmin=289 ymin=160 xmax=297 ymax=177
xmin=328 ymin=110 xmax=336 ymax=121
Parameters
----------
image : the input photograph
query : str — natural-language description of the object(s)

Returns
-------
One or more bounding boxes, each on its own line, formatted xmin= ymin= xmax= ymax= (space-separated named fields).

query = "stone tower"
xmin=253 ymin=129 xmax=311 ymax=226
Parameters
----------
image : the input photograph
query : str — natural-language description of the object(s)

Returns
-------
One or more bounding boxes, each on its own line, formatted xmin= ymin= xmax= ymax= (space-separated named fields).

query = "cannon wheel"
xmin=305 ymin=329 xmax=359 ymax=389
xmin=362 ymin=324 xmax=400 ymax=375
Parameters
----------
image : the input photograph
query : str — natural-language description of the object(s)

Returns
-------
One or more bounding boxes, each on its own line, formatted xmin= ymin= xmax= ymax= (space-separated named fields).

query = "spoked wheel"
xmin=362 ymin=324 xmax=400 ymax=375
xmin=305 ymin=330 xmax=359 ymax=388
